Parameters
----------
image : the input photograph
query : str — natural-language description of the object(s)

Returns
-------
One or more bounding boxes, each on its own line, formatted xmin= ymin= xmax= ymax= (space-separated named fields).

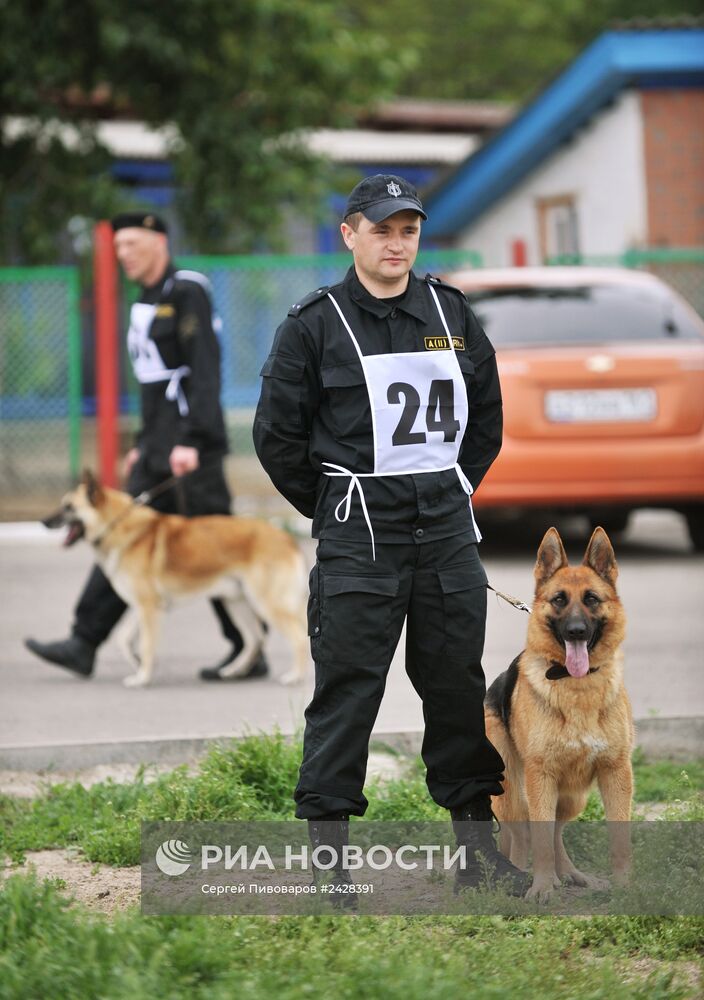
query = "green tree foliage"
xmin=2 ymin=0 xmax=700 ymax=262
xmin=0 ymin=0 xmax=406 ymax=262
xmin=349 ymin=0 xmax=704 ymax=101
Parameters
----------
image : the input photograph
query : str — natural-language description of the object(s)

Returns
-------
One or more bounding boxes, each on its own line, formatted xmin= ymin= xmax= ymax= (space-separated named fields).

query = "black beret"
xmin=111 ymin=212 xmax=168 ymax=234
xmin=344 ymin=174 xmax=427 ymax=223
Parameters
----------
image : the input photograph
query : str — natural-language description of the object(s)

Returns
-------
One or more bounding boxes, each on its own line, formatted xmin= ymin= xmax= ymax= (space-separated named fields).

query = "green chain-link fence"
xmin=122 ymin=249 xmax=483 ymax=461
xmin=547 ymin=249 xmax=704 ymax=318
xmin=3 ymin=247 xmax=703 ymax=517
xmin=0 ymin=268 xmax=81 ymax=511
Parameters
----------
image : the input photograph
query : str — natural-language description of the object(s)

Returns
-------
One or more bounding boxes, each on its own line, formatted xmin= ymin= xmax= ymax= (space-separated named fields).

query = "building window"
xmin=537 ymin=195 xmax=580 ymax=261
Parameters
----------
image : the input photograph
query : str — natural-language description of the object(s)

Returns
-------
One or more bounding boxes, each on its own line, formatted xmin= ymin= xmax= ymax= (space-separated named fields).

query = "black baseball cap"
xmin=111 ymin=212 xmax=168 ymax=234
xmin=344 ymin=174 xmax=427 ymax=223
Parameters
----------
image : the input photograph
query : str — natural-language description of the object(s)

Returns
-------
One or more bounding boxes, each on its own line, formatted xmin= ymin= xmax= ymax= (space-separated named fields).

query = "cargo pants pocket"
xmin=437 ymin=559 xmax=488 ymax=658
xmin=307 ymin=565 xmax=321 ymax=642
xmin=318 ymin=573 xmax=399 ymax=666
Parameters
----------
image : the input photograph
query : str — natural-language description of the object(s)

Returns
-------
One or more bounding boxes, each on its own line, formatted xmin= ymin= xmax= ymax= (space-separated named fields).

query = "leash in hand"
xmin=132 ymin=456 xmax=222 ymax=507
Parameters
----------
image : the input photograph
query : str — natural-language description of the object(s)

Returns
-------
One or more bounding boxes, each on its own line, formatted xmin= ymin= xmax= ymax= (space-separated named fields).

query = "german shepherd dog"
xmin=43 ymin=472 xmax=309 ymax=688
xmin=485 ymin=526 xmax=634 ymax=900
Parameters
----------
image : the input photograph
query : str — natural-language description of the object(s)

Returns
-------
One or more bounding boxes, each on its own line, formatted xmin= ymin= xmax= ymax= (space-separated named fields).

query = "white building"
xmin=424 ymin=26 xmax=704 ymax=266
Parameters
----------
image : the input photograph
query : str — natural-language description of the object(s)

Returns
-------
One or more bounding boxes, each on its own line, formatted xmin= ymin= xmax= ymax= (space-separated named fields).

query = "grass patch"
xmin=0 ymin=873 xmax=702 ymax=1000
xmin=0 ymin=732 xmax=302 ymax=866
xmin=1 ymin=736 xmax=702 ymax=866
xmin=632 ymin=750 xmax=704 ymax=804
xmin=1 ymin=735 xmax=702 ymax=999
xmin=576 ymin=750 xmax=704 ymax=822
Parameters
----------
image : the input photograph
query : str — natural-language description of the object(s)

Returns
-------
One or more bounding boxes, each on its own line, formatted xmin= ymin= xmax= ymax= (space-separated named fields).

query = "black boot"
xmin=24 ymin=635 xmax=96 ymax=677
xmin=199 ymin=649 xmax=270 ymax=681
xmin=450 ymin=793 xmax=531 ymax=897
xmin=307 ymin=814 xmax=357 ymax=911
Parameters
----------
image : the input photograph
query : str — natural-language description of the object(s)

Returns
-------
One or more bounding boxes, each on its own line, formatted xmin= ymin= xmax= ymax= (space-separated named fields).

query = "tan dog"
xmin=44 ymin=473 xmax=309 ymax=688
xmin=485 ymin=527 xmax=634 ymax=900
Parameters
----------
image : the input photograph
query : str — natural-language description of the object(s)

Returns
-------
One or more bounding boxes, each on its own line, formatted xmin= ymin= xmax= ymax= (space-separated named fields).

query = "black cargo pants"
xmin=72 ymin=453 xmax=241 ymax=648
xmin=294 ymin=532 xmax=505 ymax=818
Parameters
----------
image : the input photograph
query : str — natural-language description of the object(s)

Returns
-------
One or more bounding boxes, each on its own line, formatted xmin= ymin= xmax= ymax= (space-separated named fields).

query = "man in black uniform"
xmin=253 ymin=175 xmax=528 ymax=893
xmin=26 ymin=212 xmax=267 ymax=683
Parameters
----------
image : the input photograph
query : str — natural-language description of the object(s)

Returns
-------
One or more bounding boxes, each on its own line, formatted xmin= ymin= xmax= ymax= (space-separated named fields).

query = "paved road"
xmin=1 ymin=508 xmax=702 ymax=761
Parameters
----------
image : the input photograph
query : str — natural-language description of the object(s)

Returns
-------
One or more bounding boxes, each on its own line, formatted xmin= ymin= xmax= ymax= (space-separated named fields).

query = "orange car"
xmin=444 ymin=266 xmax=704 ymax=550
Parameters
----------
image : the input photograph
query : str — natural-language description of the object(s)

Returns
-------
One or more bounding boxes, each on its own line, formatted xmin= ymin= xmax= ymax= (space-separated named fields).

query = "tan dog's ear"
xmin=535 ymin=527 xmax=569 ymax=585
xmin=583 ymin=527 xmax=618 ymax=585
xmin=81 ymin=469 xmax=103 ymax=507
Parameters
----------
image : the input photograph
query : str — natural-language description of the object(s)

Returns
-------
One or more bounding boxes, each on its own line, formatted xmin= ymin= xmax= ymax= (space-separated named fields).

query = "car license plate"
xmin=544 ymin=388 xmax=657 ymax=423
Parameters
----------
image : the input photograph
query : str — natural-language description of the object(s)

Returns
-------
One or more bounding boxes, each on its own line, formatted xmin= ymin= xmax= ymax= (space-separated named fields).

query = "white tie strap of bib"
xmin=321 ymin=286 xmax=480 ymax=558
xmin=322 ymin=462 xmax=378 ymax=562
xmin=322 ymin=460 xmax=481 ymax=559
xmin=453 ymin=463 xmax=482 ymax=542
xmin=138 ymin=364 xmax=192 ymax=416
xmin=164 ymin=365 xmax=192 ymax=417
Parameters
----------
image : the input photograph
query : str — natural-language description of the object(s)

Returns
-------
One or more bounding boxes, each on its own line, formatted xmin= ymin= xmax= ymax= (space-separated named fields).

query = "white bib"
xmin=361 ymin=348 xmax=467 ymax=475
xmin=324 ymin=284 xmax=480 ymax=557
xmin=127 ymin=301 xmax=191 ymax=416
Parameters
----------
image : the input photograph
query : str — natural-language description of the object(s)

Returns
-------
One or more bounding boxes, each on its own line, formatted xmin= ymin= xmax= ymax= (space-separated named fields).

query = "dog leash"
xmin=100 ymin=469 xmax=536 ymax=618
xmin=487 ymin=584 xmax=532 ymax=615
xmin=91 ymin=461 xmax=220 ymax=547
xmin=132 ymin=474 xmax=183 ymax=507
xmin=131 ymin=455 xmax=225 ymax=506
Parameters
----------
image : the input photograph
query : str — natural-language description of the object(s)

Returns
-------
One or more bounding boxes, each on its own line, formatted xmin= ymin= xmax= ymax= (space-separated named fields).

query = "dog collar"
xmin=546 ymin=661 xmax=600 ymax=680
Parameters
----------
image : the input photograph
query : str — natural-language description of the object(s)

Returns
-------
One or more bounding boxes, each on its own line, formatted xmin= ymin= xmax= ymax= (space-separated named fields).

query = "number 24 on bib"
xmin=364 ymin=351 xmax=469 ymax=475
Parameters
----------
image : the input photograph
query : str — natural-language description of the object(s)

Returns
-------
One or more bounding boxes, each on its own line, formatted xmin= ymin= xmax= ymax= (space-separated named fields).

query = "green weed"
xmin=632 ymin=751 xmax=704 ymax=804
xmin=1 ymin=736 xmax=702 ymax=868
xmin=0 ymin=873 xmax=701 ymax=1000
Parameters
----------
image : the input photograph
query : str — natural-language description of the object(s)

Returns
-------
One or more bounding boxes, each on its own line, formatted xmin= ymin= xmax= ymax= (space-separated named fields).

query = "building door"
xmin=537 ymin=195 xmax=580 ymax=261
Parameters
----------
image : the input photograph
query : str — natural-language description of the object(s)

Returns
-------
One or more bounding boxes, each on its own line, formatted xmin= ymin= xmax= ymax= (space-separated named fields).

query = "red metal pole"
xmin=94 ymin=221 xmax=119 ymax=487
xmin=511 ymin=238 xmax=528 ymax=267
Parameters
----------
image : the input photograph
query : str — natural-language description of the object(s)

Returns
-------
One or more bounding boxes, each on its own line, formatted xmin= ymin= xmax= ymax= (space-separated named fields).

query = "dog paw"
xmin=562 ymin=870 xmax=610 ymax=891
xmin=123 ymin=672 xmax=150 ymax=688
xmin=279 ymin=669 xmax=302 ymax=686
xmin=525 ymin=874 xmax=560 ymax=902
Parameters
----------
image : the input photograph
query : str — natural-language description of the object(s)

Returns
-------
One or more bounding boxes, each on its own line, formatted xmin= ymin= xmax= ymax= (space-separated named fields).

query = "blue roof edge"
xmin=423 ymin=29 xmax=704 ymax=238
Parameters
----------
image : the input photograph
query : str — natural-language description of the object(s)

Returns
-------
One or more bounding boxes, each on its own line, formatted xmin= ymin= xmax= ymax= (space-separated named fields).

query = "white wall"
xmin=456 ymin=90 xmax=648 ymax=266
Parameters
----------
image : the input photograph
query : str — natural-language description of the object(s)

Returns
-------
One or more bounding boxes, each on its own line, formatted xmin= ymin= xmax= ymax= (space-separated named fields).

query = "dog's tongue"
xmin=64 ymin=523 xmax=83 ymax=548
xmin=565 ymin=640 xmax=590 ymax=678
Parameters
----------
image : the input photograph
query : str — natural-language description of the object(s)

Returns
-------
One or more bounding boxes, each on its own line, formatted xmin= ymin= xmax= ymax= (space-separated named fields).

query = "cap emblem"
xmin=387 ymin=181 xmax=402 ymax=198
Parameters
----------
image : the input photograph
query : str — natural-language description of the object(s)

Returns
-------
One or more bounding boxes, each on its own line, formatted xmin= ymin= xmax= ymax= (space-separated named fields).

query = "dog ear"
xmin=583 ymin=527 xmax=618 ymax=584
xmin=535 ymin=527 xmax=569 ymax=585
xmin=81 ymin=469 xmax=104 ymax=507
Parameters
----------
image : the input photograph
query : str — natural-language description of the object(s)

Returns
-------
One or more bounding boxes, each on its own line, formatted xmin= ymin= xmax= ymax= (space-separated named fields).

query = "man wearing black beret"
xmin=26 ymin=213 xmax=268 ymax=682
xmin=253 ymin=174 xmax=530 ymax=897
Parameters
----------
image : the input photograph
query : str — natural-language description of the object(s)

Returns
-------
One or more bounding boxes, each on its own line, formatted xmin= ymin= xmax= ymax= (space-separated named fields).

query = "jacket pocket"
xmin=320 ymin=361 xmax=366 ymax=388
xmin=259 ymin=352 xmax=306 ymax=425
xmin=260 ymin=353 xmax=306 ymax=381
xmin=455 ymin=353 xmax=476 ymax=378
xmin=320 ymin=362 xmax=369 ymax=440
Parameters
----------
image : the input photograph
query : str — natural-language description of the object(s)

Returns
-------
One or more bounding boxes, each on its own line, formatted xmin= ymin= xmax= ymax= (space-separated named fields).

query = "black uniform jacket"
xmin=253 ymin=267 xmax=503 ymax=544
xmin=134 ymin=264 xmax=229 ymax=472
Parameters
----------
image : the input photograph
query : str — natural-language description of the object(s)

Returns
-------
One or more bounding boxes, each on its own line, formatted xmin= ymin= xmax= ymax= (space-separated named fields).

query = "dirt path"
xmin=3 ymin=849 xmax=140 ymax=915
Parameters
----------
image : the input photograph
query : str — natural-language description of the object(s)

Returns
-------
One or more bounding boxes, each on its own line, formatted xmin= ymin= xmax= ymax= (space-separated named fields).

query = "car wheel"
xmin=588 ymin=511 xmax=630 ymax=536
xmin=684 ymin=505 xmax=704 ymax=552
